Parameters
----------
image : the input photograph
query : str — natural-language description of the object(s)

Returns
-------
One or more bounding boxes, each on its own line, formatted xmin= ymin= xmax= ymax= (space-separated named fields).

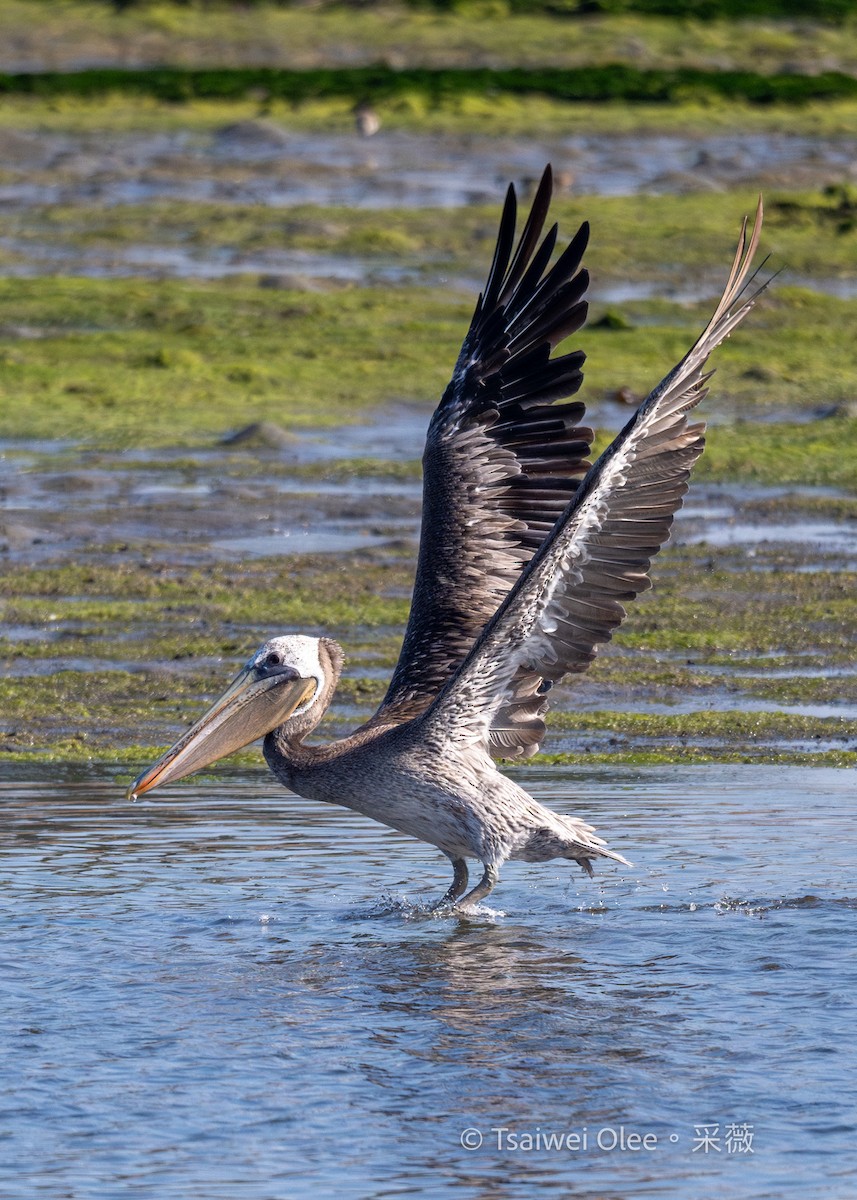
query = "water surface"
xmin=1 ymin=764 xmax=854 ymax=1198
xmin=2 ymin=128 xmax=856 ymax=210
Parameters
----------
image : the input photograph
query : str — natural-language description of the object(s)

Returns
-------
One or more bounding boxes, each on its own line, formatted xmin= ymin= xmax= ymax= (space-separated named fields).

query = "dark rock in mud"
xmin=650 ymin=170 xmax=725 ymax=194
xmin=613 ymin=386 xmax=641 ymax=406
xmin=219 ymin=420 xmax=297 ymax=450
xmin=257 ymin=273 xmax=329 ymax=292
xmin=815 ymin=399 xmax=857 ymax=419
xmin=0 ymin=518 xmax=54 ymax=550
xmin=212 ymin=119 xmax=291 ymax=153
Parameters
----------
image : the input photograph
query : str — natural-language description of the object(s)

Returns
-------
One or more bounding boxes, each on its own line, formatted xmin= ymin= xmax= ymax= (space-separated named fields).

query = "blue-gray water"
xmin=2 ymin=764 xmax=855 ymax=1199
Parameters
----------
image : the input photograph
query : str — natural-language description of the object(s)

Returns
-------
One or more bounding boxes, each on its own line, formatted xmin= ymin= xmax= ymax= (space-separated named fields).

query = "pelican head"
xmin=128 ymin=635 xmax=327 ymax=799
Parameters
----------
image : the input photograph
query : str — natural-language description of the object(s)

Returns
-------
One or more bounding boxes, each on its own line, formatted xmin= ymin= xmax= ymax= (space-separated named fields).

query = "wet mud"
xmin=1 ymin=412 xmax=854 ymax=765
xmin=2 ymin=125 xmax=857 ymax=288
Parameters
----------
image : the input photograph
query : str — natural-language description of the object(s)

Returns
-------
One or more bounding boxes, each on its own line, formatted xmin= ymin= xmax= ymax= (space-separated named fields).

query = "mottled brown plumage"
xmin=130 ymin=169 xmax=766 ymax=912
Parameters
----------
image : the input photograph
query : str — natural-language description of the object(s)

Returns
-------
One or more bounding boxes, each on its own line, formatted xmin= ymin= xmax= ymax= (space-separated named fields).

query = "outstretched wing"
xmin=415 ymin=200 xmax=766 ymax=758
xmin=366 ymin=166 xmax=594 ymax=735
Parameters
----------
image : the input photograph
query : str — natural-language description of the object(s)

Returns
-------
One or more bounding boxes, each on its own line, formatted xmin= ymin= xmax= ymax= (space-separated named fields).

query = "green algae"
xmin=292 ymin=457 xmax=423 ymax=481
xmin=2 ymin=532 xmax=853 ymax=764
xmin=4 ymin=2 xmax=857 ymax=79
xmin=594 ymin=412 xmax=857 ymax=490
xmin=2 ymin=188 xmax=857 ymax=458
xmin=3 ymin=745 xmax=853 ymax=767
xmin=16 ymin=191 xmax=857 ymax=281
xmin=0 ymin=556 xmax=415 ymax=637
xmin=736 ymin=493 xmax=857 ymax=521
xmin=536 ymin=747 xmax=857 ymax=766
xmin=695 ymin=419 xmax=857 ymax=489
xmin=548 ymin=708 xmax=854 ymax=740
xmin=3 ymin=274 xmax=857 ymax=452
xmin=0 ymin=277 xmax=465 ymax=445
xmin=9 ymin=62 xmax=857 ymax=112
xmin=592 ymin=654 xmax=857 ymax=706
xmin=0 ymin=668 xmax=213 ymax=758
xmin=590 ymin=558 xmax=857 ymax=658
xmin=8 ymin=84 xmax=857 ymax=140
xmin=742 ymin=675 xmax=857 ymax=704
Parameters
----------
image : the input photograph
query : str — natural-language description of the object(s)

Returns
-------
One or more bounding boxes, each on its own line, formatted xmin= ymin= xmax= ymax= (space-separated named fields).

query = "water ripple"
xmin=0 ymin=764 xmax=855 ymax=1198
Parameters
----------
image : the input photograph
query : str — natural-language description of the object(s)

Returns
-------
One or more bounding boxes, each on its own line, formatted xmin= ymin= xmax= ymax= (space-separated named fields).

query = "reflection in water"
xmin=1 ymin=764 xmax=855 ymax=1197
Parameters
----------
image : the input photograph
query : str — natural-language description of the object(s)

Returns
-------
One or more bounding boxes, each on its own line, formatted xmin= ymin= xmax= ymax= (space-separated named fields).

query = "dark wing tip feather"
xmin=480 ymin=182 xmax=518 ymax=315
xmin=367 ymin=166 xmax=594 ymax=732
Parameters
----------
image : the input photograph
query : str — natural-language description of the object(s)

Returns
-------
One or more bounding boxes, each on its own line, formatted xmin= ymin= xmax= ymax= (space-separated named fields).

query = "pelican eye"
xmin=257 ymin=650 xmax=299 ymax=681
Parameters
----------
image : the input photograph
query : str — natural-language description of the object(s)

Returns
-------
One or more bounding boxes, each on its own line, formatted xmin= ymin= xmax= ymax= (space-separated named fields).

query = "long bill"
xmin=128 ymin=668 xmax=316 ymax=799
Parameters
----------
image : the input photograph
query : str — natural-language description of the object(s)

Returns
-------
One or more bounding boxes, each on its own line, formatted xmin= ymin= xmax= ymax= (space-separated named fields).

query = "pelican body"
xmin=130 ymin=167 xmax=765 ymax=910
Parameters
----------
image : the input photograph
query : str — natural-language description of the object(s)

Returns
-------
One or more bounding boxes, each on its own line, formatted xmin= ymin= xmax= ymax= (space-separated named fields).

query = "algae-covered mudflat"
xmin=2 ymin=274 xmax=857 ymax=444
xmin=1 ymin=207 xmax=855 ymax=767
xmin=0 ymin=3 xmax=855 ymax=772
xmin=1 ymin=269 xmax=855 ymax=767
xmin=4 ymin=0 xmax=857 ymax=76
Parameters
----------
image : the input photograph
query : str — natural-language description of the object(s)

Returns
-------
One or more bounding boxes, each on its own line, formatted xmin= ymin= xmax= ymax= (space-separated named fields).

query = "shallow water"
xmin=3 ymin=127 xmax=856 ymax=211
xmin=1 ymin=764 xmax=855 ymax=1199
xmin=0 ymin=424 xmax=426 ymax=565
xmin=2 ymin=124 xmax=857 ymax=297
xmin=684 ymin=518 xmax=857 ymax=555
xmin=2 ymin=428 xmax=854 ymax=570
xmin=212 ymin=521 xmax=413 ymax=558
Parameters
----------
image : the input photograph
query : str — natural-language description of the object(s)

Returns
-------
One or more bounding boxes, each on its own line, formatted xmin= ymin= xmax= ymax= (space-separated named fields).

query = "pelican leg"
xmin=458 ymin=863 xmax=499 ymax=909
xmin=430 ymin=857 xmax=469 ymax=910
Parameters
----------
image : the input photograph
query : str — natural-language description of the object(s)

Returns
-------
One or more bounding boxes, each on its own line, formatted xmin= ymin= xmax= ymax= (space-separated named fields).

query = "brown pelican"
xmin=129 ymin=167 xmax=765 ymax=911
